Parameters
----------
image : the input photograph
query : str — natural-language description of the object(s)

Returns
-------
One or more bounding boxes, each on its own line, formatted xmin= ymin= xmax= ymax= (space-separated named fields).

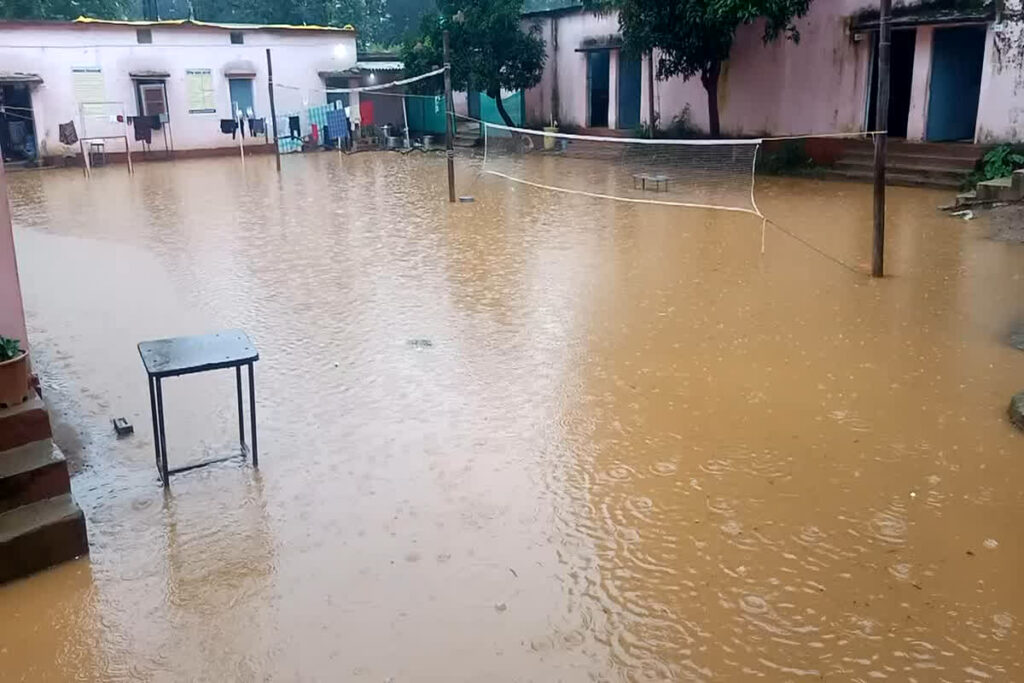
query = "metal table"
xmin=138 ymin=330 xmax=259 ymax=486
xmin=632 ymin=173 xmax=670 ymax=192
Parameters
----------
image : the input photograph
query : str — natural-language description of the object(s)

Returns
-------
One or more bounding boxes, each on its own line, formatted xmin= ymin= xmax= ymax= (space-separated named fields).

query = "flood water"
xmin=1 ymin=151 xmax=1023 ymax=681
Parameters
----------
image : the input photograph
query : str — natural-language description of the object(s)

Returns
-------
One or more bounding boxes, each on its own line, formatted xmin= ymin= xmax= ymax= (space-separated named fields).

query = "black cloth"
xmin=248 ymin=118 xmax=266 ymax=137
xmin=149 ymin=114 xmax=162 ymax=131
xmin=59 ymin=121 xmax=78 ymax=145
xmin=220 ymin=119 xmax=238 ymax=139
xmin=132 ymin=116 xmax=153 ymax=144
xmin=289 ymin=115 xmax=300 ymax=139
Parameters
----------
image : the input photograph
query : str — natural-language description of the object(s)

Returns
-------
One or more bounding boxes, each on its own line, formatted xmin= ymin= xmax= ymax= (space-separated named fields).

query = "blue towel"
xmin=326 ymin=108 xmax=349 ymax=142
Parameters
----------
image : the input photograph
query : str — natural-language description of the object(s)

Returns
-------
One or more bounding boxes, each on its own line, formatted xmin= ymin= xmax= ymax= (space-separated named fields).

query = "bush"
xmin=965 ymin=144 xmax=1024 ymax=189
xmin=0 ymin=336 xmax=22 ymax=362
xmin=757 ymin=139 xmax=816 ymax=175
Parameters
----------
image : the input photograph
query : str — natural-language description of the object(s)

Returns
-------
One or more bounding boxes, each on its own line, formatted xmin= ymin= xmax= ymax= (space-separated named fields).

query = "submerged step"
xmin=0 ymin=439 xmax=72 ymax=514
xmin=0 ymin=493 xmax=88 ymax=584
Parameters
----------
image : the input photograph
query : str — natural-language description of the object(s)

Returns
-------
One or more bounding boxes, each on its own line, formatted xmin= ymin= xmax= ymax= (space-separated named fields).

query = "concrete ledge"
xmin=0 ymin=398 xmax=52 ymax=452
xmin=977 ymin=176 xmax=1020 ymax=202
xmin=0 ymin=494 xmax=88 ymax=584
xmin=0 ymin=440 xmax=71 ymax=514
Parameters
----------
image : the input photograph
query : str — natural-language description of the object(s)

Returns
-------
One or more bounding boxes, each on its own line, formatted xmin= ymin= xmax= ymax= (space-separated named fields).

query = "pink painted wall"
xmin=0 ymin=164 xmax=29 ymax=351
xmin=976 ymin=1 xmax=1024 ymax=143
xmin=526 ymin=0 xmax=873 ymax=136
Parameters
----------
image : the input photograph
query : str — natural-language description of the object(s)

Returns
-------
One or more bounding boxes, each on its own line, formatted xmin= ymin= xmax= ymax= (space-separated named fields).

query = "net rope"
xmin=480 ymin=121 xmax=765 ymax=218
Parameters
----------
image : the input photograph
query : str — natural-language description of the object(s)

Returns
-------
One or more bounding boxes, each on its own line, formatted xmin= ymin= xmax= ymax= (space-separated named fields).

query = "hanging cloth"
xmin=132 ymin=116 xmax=153 ymax=144
xmin=220 ymin=119 xmax=238 ymax=139
xmin=59 ymin=121 xmax=78 ymax=145
xmin=288 ymin=115 xmax=301 ymax=139
xmin=248 ymin=118 xmax=266 ymax=136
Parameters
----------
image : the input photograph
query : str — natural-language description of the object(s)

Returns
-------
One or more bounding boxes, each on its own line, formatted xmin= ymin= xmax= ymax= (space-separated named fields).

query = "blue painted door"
xmin=926 ymin=26 xmax=986 ymax=141
xmin=617 ymin=56 xmax=642 ymax=129
xmin=588 ymin=51 xmax=609 ymax=127
xmin=228 ymin=78 xmax=255 ymax=118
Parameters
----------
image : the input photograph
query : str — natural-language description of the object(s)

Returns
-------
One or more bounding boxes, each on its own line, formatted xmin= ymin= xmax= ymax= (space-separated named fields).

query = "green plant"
xmin=0 ymin=336 xmax=22 ymax=363
xmin=757 ymin=139 xmax=816 ymax=175
xmin=964 ymin=144 xmax=1024 ymax=189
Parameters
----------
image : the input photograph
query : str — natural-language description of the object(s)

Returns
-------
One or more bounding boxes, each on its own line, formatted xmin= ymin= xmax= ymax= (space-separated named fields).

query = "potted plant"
xmin=0 ymin=336 xmax=30 ymax=409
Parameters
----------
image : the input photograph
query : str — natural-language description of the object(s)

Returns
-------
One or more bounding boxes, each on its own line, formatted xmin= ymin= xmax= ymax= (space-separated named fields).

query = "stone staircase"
xmin=825 ymin=140 xmax=985 ymax=190
xmin=0 ymin=397 xmax=88 ymax=583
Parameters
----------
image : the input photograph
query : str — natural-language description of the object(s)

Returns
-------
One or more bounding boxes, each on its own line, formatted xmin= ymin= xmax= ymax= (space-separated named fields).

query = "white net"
xmin=481 ymin=123 xmax=764 ymax=217
xmin=78 ymin=101 xmax=129 ymax=140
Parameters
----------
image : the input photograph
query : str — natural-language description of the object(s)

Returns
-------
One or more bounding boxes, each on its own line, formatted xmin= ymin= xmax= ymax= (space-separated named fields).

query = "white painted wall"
xmin=0 ymin=21 xmax=357 ymax=156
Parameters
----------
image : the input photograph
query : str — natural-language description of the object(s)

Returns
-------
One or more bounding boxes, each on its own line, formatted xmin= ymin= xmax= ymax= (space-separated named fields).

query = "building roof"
xmin=851 ymin=0 xmax=995 ymax=30
xmin=521 ymin=0 xmax=583 ymax=16
xmin=71 ymin=16 xmax=355 ymax=32
xmin=0 ymin=72 xmax=42 ymax=84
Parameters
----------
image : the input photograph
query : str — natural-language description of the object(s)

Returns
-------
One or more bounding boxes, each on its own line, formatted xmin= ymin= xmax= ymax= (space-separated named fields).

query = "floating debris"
xmin=406 ymin=338 xmax=434 ymax=349
xmin=458 ymin=196 xmax=475 ymax=203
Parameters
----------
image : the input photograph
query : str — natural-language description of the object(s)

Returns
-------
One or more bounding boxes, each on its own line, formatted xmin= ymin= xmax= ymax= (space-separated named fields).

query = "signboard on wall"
xmin=186 ymin=69 xmax=216 ymax=114
xmin=72 ymin=66 xmax=105 ymax=115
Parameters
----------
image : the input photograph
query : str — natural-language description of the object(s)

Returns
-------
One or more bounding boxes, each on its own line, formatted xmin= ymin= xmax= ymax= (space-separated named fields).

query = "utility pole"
xmin=267 ymin=49 xmax=281 ymax=173
xmin=443 ymin=30 xmax=456 ymax=203
xmin=872 ymin=0 xmax=891 ymax=278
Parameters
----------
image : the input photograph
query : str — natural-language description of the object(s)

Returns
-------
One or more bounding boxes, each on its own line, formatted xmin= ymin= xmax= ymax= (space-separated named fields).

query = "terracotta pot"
xmin=0 ymin=351 xmax=31 ymax=409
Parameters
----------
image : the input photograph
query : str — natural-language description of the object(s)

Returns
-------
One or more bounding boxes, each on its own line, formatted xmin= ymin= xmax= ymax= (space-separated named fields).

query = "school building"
xmin=521 ymin=0 xmax=1024 ymax=144
xmin=0 ymin=18 xmax=358 ymax=164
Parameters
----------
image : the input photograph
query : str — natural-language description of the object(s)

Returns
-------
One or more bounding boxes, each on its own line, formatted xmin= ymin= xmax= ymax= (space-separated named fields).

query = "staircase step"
xmin=822 ymin=168 xmax=963 ymax=189
xmin=976 ymin=175 xmax=1022 ymax=201
xmin=833 ymin=160 xmax=967 ymax=181
xmin=840 ymin=151 xmax=978 ymax=170
xmin=0 ymin=439 xmax=71 ymax=514
xmin=0 ymin=494 xmax=88 ymax=583
xmin=0 ymin=397 xmax=52 ymax=452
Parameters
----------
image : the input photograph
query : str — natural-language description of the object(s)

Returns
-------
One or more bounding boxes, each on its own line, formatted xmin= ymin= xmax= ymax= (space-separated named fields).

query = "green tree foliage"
xmin=609 ymin=0 xmax=811 ymax=136
xmin=0 ymin=0 xmax=132 ymax=20
xmin=401 ymin=0 xmax=545 ymax=127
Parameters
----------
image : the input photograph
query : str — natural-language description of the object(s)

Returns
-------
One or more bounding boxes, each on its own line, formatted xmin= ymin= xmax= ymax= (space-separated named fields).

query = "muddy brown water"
xmin=1 ymin=152 xmax=1022 ymax=681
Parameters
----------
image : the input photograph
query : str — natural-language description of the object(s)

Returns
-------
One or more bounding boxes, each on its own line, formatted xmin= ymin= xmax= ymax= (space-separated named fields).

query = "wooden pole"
xmin=443 ymin=29 xmax=456 ymax=203
xmin=266 ymin=48 xmax=282 ymax=173
xmin=872 ymin=0 xmax=891 ymax=278
xmin=647 ymin=50 xmax=656 ymax=134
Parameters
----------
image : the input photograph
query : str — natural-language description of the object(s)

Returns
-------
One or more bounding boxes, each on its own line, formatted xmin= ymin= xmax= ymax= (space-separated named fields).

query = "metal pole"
xmin=872 ymin=0 xmax=891 ymax=278
xmin=237 ymin=110 xmax=246 ymax=170
xmin=267 ymin=48 xmax=282 ymax=173
xmin=443 ymin=29 xmax=456 ymax=203
xmin=647 ymin=50 xmax=656 ymax=134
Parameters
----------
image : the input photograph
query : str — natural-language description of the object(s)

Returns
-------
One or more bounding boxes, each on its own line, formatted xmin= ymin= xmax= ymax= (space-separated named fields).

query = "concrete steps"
xmin=976 ymin=169 xmax=1024 ymax=202
xmin=0 ymin=399 xmax=88 ymax=583
xmin=824 ymin=140 xmax=985 ymax=190
xmin=0 ymin=494 xmax=88 ymax=584
xmin=0 ymin=439 xmax=71 ymax=514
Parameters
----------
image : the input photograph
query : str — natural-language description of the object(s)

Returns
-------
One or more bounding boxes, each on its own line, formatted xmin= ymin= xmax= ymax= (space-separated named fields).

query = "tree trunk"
xmin=700 ymin=61 xmax=722 ymax=137
xmin=492 ymin=90 xmax=516 ymax=128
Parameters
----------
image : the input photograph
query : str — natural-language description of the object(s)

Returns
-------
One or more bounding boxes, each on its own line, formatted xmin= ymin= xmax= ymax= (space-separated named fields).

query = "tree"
xmin=0 ymin=0 xmax=131 ymax=20
xmin=401 ymin=0 xmax=546 ymax=127
xmin=612 ymin=0 xmax=811 ymax=136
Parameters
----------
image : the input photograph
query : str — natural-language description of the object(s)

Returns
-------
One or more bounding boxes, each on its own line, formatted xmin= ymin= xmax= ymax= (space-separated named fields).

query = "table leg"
xmin=155 ymin=378 xmax=169 ymax=487
xmin=148 ymin=376 xmax=160 ymax=469
xmin=236 ymin=365 xmax=245 ymax=449
xmin=248 ymin=363 xmax=258 ymax=468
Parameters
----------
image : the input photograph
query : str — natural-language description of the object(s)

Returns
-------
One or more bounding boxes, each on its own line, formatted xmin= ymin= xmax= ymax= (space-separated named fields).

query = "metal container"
xmin=422 ymin=135 xmax=435 ymax=149
xmin=386 ymin=136 xmax=402 ymax=149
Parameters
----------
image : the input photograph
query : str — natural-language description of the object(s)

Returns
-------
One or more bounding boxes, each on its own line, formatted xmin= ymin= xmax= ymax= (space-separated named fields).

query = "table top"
xmin=138 ymin=329 xmax=258 ymax=378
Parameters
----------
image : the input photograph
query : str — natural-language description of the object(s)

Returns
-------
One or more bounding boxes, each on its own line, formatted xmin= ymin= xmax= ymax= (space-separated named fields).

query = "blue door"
xmin=588 ymin=51 xmax=610 ymax=127
xmin=926 ymin=26 xmax=986 ymax=141
xmin=228 ymin=78 xmax=255 ymax=118
xmin=617 ymin=56 xmax=641 ymax=129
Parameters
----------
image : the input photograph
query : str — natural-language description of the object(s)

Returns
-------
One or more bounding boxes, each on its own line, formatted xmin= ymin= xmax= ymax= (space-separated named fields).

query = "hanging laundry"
xmin=132 ymin=116 xmax=153 ymax=144
xmin=149 ymin=114 xmax=162 ymax=131
xmin=289 ymin=115 xmax=301 ymax=139
xmin=248 ymin=118 xmax=266 ymax=137
xmin=220 ymin=119 xmax=238 ymax=139
xmin=310 ymin=123 xmax=319 ymax=146
xmin=59 ymin=121 xmax=78 ymax=145
xmin=325 ymin=108 xmax=349 ymax=143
